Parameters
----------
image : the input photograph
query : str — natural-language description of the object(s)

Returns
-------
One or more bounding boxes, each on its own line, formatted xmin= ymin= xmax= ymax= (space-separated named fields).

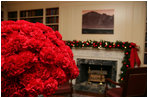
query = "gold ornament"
xmin=105 ymin=42 xmax=108 ymax=45
xmin=98 ymin=46 xmax=102 ymax=49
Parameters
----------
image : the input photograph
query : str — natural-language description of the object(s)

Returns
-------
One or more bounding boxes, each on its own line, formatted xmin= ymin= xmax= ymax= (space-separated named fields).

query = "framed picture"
xmin=82 ymin=9 xmax=114 ymax=34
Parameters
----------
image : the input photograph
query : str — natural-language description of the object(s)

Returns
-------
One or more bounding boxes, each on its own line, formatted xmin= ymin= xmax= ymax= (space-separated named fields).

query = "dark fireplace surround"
xmin=74 ymin=58 xmax=117 ymax=93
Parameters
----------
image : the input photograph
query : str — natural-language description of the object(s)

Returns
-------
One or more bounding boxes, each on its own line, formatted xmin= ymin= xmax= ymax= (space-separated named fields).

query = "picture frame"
xmin=82 ymin=9 xmax=114 ymax=34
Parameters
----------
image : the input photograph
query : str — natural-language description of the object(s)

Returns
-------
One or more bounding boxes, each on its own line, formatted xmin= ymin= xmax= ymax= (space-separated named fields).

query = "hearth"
xmin=73 ymin=58 xmax=117 ymax=93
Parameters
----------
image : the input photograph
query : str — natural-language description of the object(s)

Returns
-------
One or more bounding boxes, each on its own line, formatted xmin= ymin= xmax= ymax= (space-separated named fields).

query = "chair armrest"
xmin=105 ymin=78 xmax=121 ymax=94
xmin=105 ymin=78 xmax=121 ymax=86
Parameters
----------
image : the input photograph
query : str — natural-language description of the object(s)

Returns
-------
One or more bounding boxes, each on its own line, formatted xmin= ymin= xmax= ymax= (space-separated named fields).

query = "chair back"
xmin=122 ymin=67 xmax=147 ymax=97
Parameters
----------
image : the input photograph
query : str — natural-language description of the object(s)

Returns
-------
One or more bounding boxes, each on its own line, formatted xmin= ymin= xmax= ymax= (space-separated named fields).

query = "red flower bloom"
xmin=1 ymin=20 xmax=79 ymax=97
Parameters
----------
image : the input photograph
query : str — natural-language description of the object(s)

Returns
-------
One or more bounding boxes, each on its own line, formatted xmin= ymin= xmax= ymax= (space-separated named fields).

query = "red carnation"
xmin=1 ymin=20 xmax=79 ymax=97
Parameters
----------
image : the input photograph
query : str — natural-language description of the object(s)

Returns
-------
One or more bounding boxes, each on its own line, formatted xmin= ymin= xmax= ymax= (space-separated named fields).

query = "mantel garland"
xmin=64 ymin=40 xmax=141 ymax=82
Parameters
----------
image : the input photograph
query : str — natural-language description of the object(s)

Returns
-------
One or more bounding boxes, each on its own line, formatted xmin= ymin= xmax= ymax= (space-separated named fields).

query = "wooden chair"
xmin=105 ymin=67 xmax=147 ymax=97
xmin=52 ymin=79 xmax=73 ymax=97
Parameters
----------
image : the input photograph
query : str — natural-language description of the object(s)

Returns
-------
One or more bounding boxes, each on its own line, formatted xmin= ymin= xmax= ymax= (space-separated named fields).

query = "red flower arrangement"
xmin=1 ymin=20 xmax=79 ymax=97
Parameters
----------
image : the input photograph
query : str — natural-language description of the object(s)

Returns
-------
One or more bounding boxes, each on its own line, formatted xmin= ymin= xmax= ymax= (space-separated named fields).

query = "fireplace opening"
xmin=78 ymin=64 xmax=114 ymax=83
xmin=74 ymin=58 xmax=117 ymax=93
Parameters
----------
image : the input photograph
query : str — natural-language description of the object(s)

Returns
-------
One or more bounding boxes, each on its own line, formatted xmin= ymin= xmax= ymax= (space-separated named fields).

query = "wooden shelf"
xmin=20 ymin=16 xmax=43 ymax=19
xmin=46 ymin=15 xmax=59 ymax=17
xmin=46 ymin=23 xmax=59 ymax=25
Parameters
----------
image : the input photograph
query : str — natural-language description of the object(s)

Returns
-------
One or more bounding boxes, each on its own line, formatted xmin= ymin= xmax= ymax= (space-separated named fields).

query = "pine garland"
xmin=64 ymin=40 xmax=139 ymax=82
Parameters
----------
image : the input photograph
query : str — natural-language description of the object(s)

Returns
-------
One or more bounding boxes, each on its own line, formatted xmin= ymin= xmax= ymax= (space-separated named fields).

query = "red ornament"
xmin=105 ymin=45 xmax=107 ymax=47
xmin=125 ymin=52 xmax=129 ymax=55
xmin=71 ymin=43 xmax=74 ymax=46
xmin=93 ymin=43 xmax=96 ymax=47
xmin=123 ymin=42 xmax=125 ymax=44
xmin=126 ymin=65 xmax=129 ymax=67
xmin=129 ymin=45 xmax=132 ymax=48
xmin=109 ymin=45 xmax=112 ymax=48
xmin=99 ymin=42 xmax=102 ymax=45
xmin=122 ymin=45 xmax=124 ymax=47
xmin=117 ymin=44 xmax=120 ymax=47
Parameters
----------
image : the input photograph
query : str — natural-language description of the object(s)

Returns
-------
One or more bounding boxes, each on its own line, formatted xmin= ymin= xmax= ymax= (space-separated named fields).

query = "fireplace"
xmin=73 ymin=58 xmax=117 ymax=93
xmin=71 ymin=48 xmax=124 ymax=93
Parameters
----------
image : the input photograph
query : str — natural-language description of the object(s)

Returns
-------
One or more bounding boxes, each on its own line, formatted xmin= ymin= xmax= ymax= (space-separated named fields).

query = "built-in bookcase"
xmin=7 ymin=7 xmax=59 ymax=31
xmin=20 ymin=9 xmax=43 ymax=23
xmin=8 ymin=11 xmax=17 ymax=21
xmin=46 ymin=7 xmax=59 ymax=31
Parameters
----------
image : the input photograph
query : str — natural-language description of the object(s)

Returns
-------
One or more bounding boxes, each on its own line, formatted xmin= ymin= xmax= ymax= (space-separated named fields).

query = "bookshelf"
xmin=1 ymin=11 xmax=4 ymax=21
xmin=7 ymin=7 xmax=59 ymax=31
xmin=8 ymin=11 xmax=17 ymax=21
xmin=20 ymin=9 xmax=43 ymax=23
xmin=46 ymin=7 xmax=59 ymax=31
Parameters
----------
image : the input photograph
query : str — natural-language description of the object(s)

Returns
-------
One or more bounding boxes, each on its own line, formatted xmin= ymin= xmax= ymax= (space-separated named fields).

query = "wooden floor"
xmin=50 ymin=90 xmax=106 ymax=97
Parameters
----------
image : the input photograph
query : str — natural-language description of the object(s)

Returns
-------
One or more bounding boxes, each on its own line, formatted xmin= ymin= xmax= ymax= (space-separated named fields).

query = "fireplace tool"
xmin=87 ymin=66 xmax=92 ymax=85
xmin=99 ymin=63 xmax=104 ymax=85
